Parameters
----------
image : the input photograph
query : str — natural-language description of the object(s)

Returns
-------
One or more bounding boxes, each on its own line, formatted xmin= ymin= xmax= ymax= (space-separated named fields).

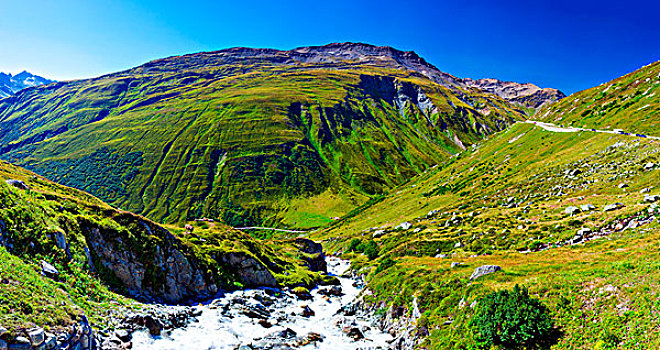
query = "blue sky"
xmin=1 ymin=0 xmax=658 ymax=95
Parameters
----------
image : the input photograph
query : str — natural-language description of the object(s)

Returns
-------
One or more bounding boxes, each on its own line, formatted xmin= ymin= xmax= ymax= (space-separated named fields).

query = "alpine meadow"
xmin=0 ymin=4 xmax=658 ymax=350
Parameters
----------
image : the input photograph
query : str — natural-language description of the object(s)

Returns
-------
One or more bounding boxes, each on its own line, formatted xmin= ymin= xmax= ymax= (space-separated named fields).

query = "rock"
xmin=258 ymin=319 xmax=272 ymax=328
xmin=26 ymin=328 xmax=44 ymax=346
xmin=453 ymin=242 xmax=462 ymax=249
xmin=618 ymin=183 xmax=629 ymax=189
xmin=0 ymin=327 xmax=8 ymax=338
xmin=318 ymin=285 xmax=343 ymax=297
xmin=564 ymin=206 xmax=581 ymax=216
xmin=114 ymin=329 xmax=131 ymax=342
xmin=577 ymin=227 xmax=592 ymax=236
xmin=41 ymin=261 xmax=59 ymax=278
xmin=451 ymin=262 xmax=464 ymax=269
xmin=470 ymin=265 xmax=502 ymax=280
xmin=293 ymin=238 xmax=327 ymax=272
xmin=603 ymin=203 xmax=623 ymax=212
xmin=8 ymin=337 xmax=31 ymax=350
xmin=644 ymin=195 xmax=660 ymax=203
xmin=300 ymin=305 xmax=315 ymax=317
xmin=42 ymin=334 xmax=57 ymax=350
xmin=5 ymin=179 xmax=28 ymax=190
xmin=219 ymin=252 xmax=278 ymax=288
xmin=372 ymin=230 xmax=386 ymax=238
xmin=580 ymin=204 xmax=596 ymax=211
xmin=292 ymin=287 xmax=313 ymax=300
xmin=395 ymin=222 xmax=412 ymax=230
xmin=641 ymin=187 xmax=651 ymax=194
xmin=296 ymin=332 xmax=324 ymax=346
xmin=645 ymin=162 xmax=655 ymax=170
xmin=144 ymin=315 xmax=162 ymax=336
xmin=343 ymin=327 xmax=364 ymax=341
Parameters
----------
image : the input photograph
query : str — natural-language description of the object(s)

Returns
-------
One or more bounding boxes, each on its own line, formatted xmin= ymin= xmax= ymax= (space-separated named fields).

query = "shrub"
xmin=347 ymin=238 xmax=361 ymax=252
xmin=469 ymin=285 xmax=561 ymax=350
xmin=375 ymin=256 xmax=396 ymax=274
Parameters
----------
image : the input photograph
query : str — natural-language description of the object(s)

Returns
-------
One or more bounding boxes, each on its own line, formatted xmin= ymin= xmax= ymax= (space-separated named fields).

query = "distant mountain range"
xmin=0 ymin=70 xmax=55 ymax=98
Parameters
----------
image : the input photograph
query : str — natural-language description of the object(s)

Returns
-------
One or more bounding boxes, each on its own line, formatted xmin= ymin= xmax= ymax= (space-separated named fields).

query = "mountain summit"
xmin=0 ymin=70 xmax=55 ymax=98
xmin=135 ymin=42 xmax=564 ymax=108
xmin=0 ymin=43 xmax=560 ymax=226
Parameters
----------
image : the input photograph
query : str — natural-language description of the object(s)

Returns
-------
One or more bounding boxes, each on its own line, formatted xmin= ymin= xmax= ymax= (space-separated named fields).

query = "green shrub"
xmin=375 ymin=256 xmax=396 ymax=274
xmin=469 ymin=285 xmax=561 ymax=350
xmin=347 ymin=238 xmax=361 ymax=252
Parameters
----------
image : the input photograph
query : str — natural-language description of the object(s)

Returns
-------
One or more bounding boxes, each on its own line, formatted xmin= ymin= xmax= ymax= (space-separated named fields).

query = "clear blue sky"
xmin=1 ymin=0 xmax=658 ymax=95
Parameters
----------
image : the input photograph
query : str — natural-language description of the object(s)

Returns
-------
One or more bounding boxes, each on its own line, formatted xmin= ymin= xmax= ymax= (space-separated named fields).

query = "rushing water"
xmin=132 ymin=257 xmax=392 ymax=349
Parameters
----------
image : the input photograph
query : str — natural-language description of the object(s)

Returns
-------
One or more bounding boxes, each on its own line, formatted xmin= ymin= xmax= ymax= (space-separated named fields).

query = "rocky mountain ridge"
xmin=0 ymin=70 xmax=54 ymax=98
xmin=130 ymin=42 xmax=564 ymax=108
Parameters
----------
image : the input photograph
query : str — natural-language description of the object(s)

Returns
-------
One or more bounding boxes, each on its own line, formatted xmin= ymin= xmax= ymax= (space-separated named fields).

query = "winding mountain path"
xmin=524 ymin=120 xmax=660 ymax=140
xmin=235 ymin=227 xmax=310 ymax=234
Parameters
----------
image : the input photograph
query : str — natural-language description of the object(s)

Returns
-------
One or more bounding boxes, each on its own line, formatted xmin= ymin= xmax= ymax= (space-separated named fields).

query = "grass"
xmin=0 ymin=57 xmax=527 ymax=227
xmin=312 ymin=115 xmax=660 ymax=348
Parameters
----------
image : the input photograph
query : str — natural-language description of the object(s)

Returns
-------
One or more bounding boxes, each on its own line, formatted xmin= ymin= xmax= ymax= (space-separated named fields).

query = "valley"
xmin=0 ymin=43 xmax=657 ymax=350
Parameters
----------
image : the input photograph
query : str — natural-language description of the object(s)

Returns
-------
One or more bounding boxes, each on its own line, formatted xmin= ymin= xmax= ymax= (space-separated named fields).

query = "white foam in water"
xmin=132 ymin=257 xmax=392 ymax=349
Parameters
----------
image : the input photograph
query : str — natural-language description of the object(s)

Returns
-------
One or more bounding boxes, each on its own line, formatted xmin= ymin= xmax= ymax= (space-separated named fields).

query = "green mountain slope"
xmin=0 ymin=160 xmax=330 ymax=334
xmin=0 ymin=43 xmax=549 ymax=227
xmin=537 ymin=60 xmax=660 ymax=134
xmin=315 ymin=121 xmax=660 ymax=349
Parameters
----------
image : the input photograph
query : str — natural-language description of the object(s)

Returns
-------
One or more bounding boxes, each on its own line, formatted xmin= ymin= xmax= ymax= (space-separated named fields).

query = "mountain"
xmin=312 ymin=60 xmax=660 ymax=349
xmin=0 ymin=43 xmax=561 ymax=227
xmin=0 ymin=159 xmax=330 ymax=335
xmin=536 ymin=60 xmax=660 ymax=134
xmin=0 ymin=70 xmax=55 ymax=98
xmin=462 ymin=77 xmax=566 ymax=109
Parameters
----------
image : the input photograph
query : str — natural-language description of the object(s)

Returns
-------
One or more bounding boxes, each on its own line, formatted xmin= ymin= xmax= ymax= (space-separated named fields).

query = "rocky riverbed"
xmin=129 ymin=257 xmax=392 ymax=349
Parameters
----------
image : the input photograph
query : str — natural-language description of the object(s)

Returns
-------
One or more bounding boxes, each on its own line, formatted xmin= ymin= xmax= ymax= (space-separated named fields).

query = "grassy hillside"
xmin=313 ymin=121 xmax=660 ymax=349
xmin=0 ymin=160 xmax=329 ymax=335
xmin=537 ymin=60 xmax=660 ymax=135
xmin=0 ymin=52 xmax=527 ymax=227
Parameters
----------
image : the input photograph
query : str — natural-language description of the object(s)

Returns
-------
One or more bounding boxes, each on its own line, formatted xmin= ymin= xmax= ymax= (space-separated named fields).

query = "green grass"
xmin=0 ymin=57 xmax=527 ymax=227
xmin=537 ymin=60 xmax=660 ymax=135
xmin=312 ymin=115 xmax=660 ymax=348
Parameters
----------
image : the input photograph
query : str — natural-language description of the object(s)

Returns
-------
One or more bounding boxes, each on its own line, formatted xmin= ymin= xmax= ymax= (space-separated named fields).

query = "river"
xmin=131 ymin=257 xmax=393 ymax=349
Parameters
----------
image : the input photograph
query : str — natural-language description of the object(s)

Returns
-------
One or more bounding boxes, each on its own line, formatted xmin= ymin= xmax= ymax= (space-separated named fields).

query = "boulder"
xmin=300 ymin=305 xmax=315 ymax=317
xmin=618 ymin=183 xmax=629 ymax=189
xmin=645 ymin=162 xmax=655 ymax=170
xmin=0 ymin=326 xmax=8 ymax=338
xmin=114 ymin=329 xmax=131 ymax=343
xmin=644 ymin=195 xmax=660 ymax=203
xmin=580 ymin=204 xmax=596 ymax=211
xmin=395 ymin=222 xmax=412 ymax=230
xmin=144 ymin=315 xmax=162 ymax=336
xmin=293 ymin=238 xmax=327 ymax=272
xmin=470 ymin=265 xmax=502 ymax=280
xmin=41 ymin=261 xmax=59 ymax=278
xmin=4 ymin=179 xmax=28 ymax=190
xmin=603 ymin=203 xmax=623 ymax=212
xmin=42 ymin=334 xmax=57 ymax=350
xmin=26 ymin=328 xmax=44 ymax=346
xmin=296 ymin=332 xmax=324 ymax=346
xmin=8 ymin=337 xmax=31 ymax=350
xmin=343 ymin=327 xmax=364 ymax=341
xmin=564 ymin=206 xmax=581 ymax=216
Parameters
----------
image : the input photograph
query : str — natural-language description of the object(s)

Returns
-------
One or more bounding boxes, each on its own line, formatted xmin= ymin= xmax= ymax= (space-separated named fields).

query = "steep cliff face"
xmin=462 ymin=78 xmax=565 ymax=108
xmin=81 ymin=215 xmax=218 ymax=303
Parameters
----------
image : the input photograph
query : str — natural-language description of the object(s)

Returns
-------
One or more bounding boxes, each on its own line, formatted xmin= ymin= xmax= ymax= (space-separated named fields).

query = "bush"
xmin=347 ymin=238 xmax=361 ymax=252
xmin=375 ymin=256 xmax=396 ymax=274
xmin=469 ymin=285 xmax=561 ymax=350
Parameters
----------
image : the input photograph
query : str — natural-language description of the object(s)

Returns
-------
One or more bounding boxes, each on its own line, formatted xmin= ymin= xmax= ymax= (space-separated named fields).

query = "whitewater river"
xmin=132 ymin=258 xmax=392 ymax=349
